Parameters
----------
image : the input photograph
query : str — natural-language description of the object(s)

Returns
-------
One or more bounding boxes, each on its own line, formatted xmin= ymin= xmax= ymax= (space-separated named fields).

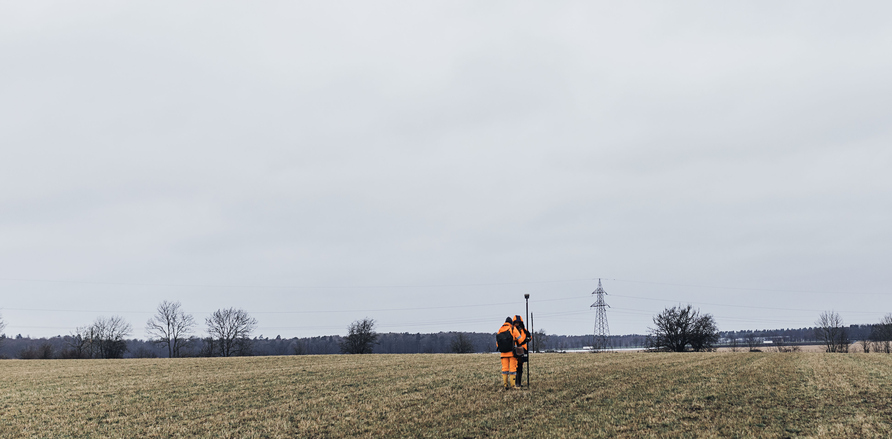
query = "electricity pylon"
xmin=591 ymin=279 xmax=610 ymax=352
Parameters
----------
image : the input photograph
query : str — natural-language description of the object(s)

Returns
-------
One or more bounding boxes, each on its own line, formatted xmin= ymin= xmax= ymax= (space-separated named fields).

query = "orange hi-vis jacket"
xmin=514 ymin=316 xmax=529 ymax=351
xmin=498 ymin=322 xmax=521 ymax=358
xmin=517 ymin=328 xmax=528 ymax=351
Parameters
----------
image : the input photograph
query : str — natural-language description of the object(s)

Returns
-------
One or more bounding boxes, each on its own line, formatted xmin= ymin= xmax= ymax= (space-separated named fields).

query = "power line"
xmin=2 ymin=291 xmax=885 ymax=319
xmin=0 ymin=276 xmax=592 ymax=290
xmin=4 ymin=275 xmax=891 ymax=336
xmin=3 ymin=291 xmax=885 ymax=319
xmin=609 ymin=293 xmax=883 ymax=315
xmin=600 ymin=277 xmax=884 ymax=296
xmin=1 ymin=274 xmax=884 ymax=296
xmin=2 ymin=300 xmax=515 ymax=316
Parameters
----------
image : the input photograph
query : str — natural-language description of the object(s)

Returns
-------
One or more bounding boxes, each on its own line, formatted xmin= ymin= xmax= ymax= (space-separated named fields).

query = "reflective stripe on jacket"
xmin=517 ymin=329 xmax=528 ymax=350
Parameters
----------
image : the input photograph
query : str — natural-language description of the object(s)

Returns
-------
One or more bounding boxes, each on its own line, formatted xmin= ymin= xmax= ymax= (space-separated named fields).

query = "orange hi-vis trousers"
xmin=501 ymin=356 xmax=517 ymax=375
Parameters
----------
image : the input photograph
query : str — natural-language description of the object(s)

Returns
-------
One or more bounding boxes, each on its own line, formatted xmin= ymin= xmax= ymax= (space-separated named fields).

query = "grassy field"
xmin=2 ymin=352 xmax=891 ymax=438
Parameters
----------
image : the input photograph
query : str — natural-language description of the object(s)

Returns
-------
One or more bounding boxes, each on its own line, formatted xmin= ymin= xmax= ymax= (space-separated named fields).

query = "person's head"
xmin=505 ymin=317 xmax=514 ymax=324
xmin=514 ymin=315 xmax=525 ymax=330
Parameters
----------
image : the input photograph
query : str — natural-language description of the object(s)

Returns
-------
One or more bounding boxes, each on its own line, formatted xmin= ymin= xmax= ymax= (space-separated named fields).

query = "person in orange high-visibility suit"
xmin=497 ymin=316 xmax=522 ymax=389
xmin=513 ymin=315 xmax=530 ymax=388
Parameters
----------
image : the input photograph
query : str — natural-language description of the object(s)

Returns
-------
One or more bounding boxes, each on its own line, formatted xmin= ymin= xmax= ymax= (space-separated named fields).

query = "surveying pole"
xmin=529 ymin=312 xmax=534 ymax=388
xmin=524 ymin=293 xmax=530 ymax=388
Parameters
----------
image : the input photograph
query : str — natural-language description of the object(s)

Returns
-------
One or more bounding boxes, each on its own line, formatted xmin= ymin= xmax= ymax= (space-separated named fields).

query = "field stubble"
xmin=2 ymin=353 xmax=891 ymax=438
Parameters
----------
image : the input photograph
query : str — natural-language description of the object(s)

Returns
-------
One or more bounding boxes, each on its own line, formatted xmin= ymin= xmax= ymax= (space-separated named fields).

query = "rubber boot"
xmin=502 ymin=374 xmax=509 ymax=389
xmin=515 ymin=370 xmax=523 ymax=388
xmin=509 ymin=374 xmax=516 ymax=389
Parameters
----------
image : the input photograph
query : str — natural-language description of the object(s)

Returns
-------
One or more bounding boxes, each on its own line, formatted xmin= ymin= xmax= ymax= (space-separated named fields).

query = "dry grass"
xmin=715 ymin=344 xmax=828 ymax=353
xmin=1 ymin=353 xmax=891 ymax=438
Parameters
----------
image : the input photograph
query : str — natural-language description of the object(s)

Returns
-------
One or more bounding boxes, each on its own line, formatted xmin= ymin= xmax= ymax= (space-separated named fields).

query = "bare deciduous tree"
xmin=146 ymin=301 xmax=195 ymax=358
xmin=65 ymin=316 xmax=132 ymax=359
xmin=745 ymin=333 xmax=760 ymax=352
xmin=770 ymin=337 xmax=799 ymax=353
xmin=870 ymin=314 xmax=892 ymax=353
xmin=648 ymin=304 xmax=719 ymax=352
xmin=533 ymin=329 xmax=548 ymax=353
xmin=815 ymin=311 xmax=849 ymax=353
xmin=449 ymin=333 xmax=475 ymax=353
xmin=339 ymin=318 xmax=379 ymax=354
xmin=0 ymin=312 xmax=6 ymax=348
xmin=729 ymin=336 xmax=740 ymax=352
xmin=690 ymin=312 xmax=719 ymax=352
xmin=92 ymin=315 xmax=133 ymax=359
xmin=860 ymin=338 xmax=871 ymax=353
xmin=65 ymin=326 xmax=97 ymax=359
xmin=206 ymin=308 xmax=257 ymax=357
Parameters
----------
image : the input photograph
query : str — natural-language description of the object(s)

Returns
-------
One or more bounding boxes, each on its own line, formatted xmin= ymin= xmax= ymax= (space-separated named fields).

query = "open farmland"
xmin=2 ymin=353 xmax=891 ymax=438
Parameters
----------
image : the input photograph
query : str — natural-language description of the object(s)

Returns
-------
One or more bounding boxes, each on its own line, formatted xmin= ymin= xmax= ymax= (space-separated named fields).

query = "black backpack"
xmin=496 ymin=330 xmax=514 ymax=353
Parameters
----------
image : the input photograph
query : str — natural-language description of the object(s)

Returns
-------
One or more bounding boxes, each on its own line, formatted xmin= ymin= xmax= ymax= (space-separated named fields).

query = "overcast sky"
xmin=2 ymin=2 xmax=891 ymax=340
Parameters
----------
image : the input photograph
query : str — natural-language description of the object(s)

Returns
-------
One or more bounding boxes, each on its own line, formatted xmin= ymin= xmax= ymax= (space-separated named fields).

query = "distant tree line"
xmin=5 ymin=306 xmax=892 ymax=359
xmin=720 ymin=318 xmax=883 ymax=352
xmin=2 ymin=329 xmax=597 ymax=359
